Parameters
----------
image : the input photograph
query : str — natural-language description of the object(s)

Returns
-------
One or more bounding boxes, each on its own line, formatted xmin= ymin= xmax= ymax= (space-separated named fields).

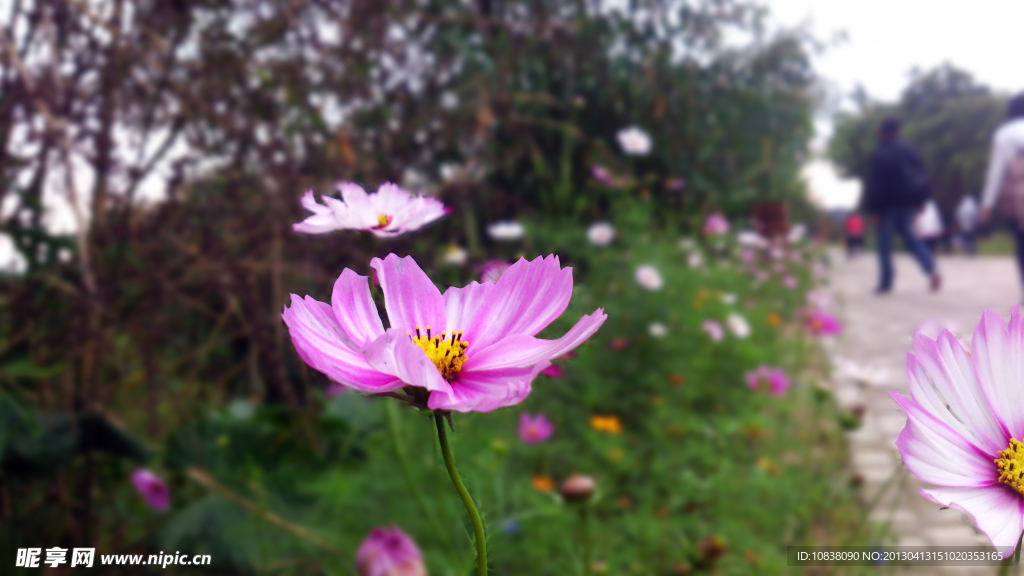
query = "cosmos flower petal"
xmin=891 ymin=392 xmax=995 ymax=487
xmin=371 ymin=182 xmax=413 ymax=214
xmin=282 ymin=296 xmax=402 ymax=392
xmin=332 ymin=269 xmax=385 ymax=347
xmin=971 ymin=306 xmax=1024 ymax=439
xmin=465 ymin=310 xmax=607 ymax=371
xmin=463 ymin=255 xmax=574 ymax=349
xmin=908 ymin=332 xmax=1006 ymax=454
xmin=370 ymin=254 xmax=446 ymax=333
xmin=427 ymin=365 xmax=544 ymax=413
xmin=443 ymin=281 xmax=495 ymax=334
xmin=363 ymin=330 xmax=453 ymax=394
xmin=337 ymin=182 xmax=379 ymax=228
xmin=293 ymin=192 xmax=342 ymax=233
xmin=920 ymin=486 xmax=1024 ymax=552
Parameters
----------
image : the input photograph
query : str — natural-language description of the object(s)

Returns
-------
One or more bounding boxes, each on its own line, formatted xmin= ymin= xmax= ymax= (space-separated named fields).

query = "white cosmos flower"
xmin=727 ymin=313 xmax=751 ymax=338
xmin=720 ymin=293 xmax=737 ymax=305
xmin=648 ymin=322 xmax=668 ymax=338
xmin=294 ymin=182 xmax=445 ymax=238
xmin=487 ymin=220 xmax=525 ymax=241
xmin=617 ymin=126 xmax=652 ymax=156
xmin=787 ymin=223 xmax=807 ymax=244
xmin=687 ymin=251 xmax=704 ymax=268
xmin=443 ymin=245 xmax=468 ymax=265
xmin=587 ymin=222 xmax=616 ymax=246
xmin=737 ymin=231 xmax=769 ymax=249
xmin=702 ymin=320 xmax=724 ymax=342
xmin=635 ymin=264 xmax=664 ymax=290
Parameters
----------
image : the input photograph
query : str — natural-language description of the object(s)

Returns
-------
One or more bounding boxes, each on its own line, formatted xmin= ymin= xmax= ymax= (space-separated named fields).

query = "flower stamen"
xmin=995 ymin=438 xmax=1024 ymax=495
xmin=375 ymin=213 xmax=392 ymax=228
xmin=409 ymin=325 xmax=468 ymax=379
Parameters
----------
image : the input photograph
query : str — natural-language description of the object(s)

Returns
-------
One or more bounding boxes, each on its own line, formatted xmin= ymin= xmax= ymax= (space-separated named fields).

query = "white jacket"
xmin=981 ymin=119 xmax=1024 ymax=209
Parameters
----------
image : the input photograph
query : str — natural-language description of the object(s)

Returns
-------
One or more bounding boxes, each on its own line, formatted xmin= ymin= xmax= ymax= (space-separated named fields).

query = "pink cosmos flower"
xmin=282 ymin=254 xmax=607 ymax=413
xmin=804 ymin=309 xmax=843 ymax=336
xmin=480 ymin=260 xmax=511 ymax=284
xmin=783 ymin=275 xmax=797 ymax=288
xmin=739 ymin=248 xmax=755 ymax=264
xmin=891 ymin=305 xmax=1024 ymax=552
xmin=702 ymin=320 xmax=724 ymax=342
xmin=519 ymin=412 xmax=554 ymax=443
xmin=294 ymin=182 xmax=445 ymax=237
xmin=703 ymin=212 xmax=729 ymax=236
xmin=356 ymin=526 xmax=427 ymax=576
xmin=806 ymin=289 xmax=831 ymax=309
xmin=590 ymin=164 xmax=618 ymax=186
xmin=746 ymin=365 xmax=790 ymax=395
xmin=131 ymin=469 xmax=169 ymax=511
xmin=541 ymin=364 xmax=564 ymax=378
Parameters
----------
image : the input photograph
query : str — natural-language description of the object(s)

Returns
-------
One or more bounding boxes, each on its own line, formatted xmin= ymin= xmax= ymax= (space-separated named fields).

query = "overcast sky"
xmin=767 ymin=0 xmax=1024 ymax=208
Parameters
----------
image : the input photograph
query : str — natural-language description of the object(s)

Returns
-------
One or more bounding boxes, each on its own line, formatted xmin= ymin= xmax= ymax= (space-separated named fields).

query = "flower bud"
xmin=559 ymin=474 xmax=596 ymax=503
xmin=356 ymin=526 xmax=427 ymax=576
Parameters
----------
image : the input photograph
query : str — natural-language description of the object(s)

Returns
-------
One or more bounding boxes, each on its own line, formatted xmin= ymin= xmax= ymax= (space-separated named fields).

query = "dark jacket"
xmin=862 ymin=139 xmax=930 ymax=214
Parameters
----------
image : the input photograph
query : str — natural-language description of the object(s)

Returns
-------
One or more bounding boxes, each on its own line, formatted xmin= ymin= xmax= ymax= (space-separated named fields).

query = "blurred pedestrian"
xmin=955 ymin=195 xmax=980 ymax=255
xmin=915 ymin=199 xmax=944 ymax=253
xmin=980 ymin=93 xmax=1024 ymax=290
xmin=844 ymin=212 xmax=865 ymax=258
xmin=862 ymin=117 xmax=941 ymax=294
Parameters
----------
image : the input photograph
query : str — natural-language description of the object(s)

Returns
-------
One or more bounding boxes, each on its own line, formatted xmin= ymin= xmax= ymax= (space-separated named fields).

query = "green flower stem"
xmin=580 ymin=506 xmax=593 ymax=576
xmin=434 ymin=412 xmax=488 ymax=576
xmin=385 ymin=401 xmax=458 ymax=564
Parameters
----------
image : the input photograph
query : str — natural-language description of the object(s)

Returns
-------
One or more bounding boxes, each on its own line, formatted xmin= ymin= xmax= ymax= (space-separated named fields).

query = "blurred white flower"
xmin=648 ymin=322 xmax=669 ymax=338
xmin=727 ymin=313 xmax=751 ymax=338
xmin=737 ymin=231 xmax=769 ymax=248
xmin=806 ymin=289 xmax=831 ymax=309
xmin=401 ymin=167 xmax=431 ymax=192
xmin=439 ymin=163 xmax=460 ymax=182
xmin=787 ymin=223 xmax=807 ymax=244
xmin=687 ymin=251 xmax=704 ymax=268
xmin=834 ymin=357 xmax=891 ymax=387
xmin=702 ymin=320 xmax=724 ymax=342
xmin=587 ymin=222 xmax=616 ymax=246
xmin=487 ymin=220 xmax=525 ymax=241
xmin=440 ymin=91 xmax=459 ymax=110
xmin=617 ymin=126 xmax=652 ymax=156
xmin=635 ymin=264 xmax=664 ymax=290
xmin=720 ymin=293 xmax=737 ymax=305
xmin=678 ymin=237 xmax=697 ymax=251
xmin=443 ymin=245 xmax=468 ymax=265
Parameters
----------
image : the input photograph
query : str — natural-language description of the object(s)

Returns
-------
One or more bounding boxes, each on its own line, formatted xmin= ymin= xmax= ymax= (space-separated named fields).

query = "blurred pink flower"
xmin=666 ymin=177 xmax=686 ymax=191
xmin=891 ymin=306 xmax=1024 ymax=552
xmin=294 ymin=183 xmax=445 ymax=237
xmin=783 ymin=275 xmax=797 ymax=288
xmin=590 ymin=164 xmax=618 ymax=186
xmin=635 ymin=264 xmax=664 ymax=290
xmin=746 ymin=365 xmax=790 ymax=395
xmin=703 ymin=212 xmax=729 ymax=236
xmin=519 ymin=412 xmax=554 ymax=443
xmin=541 ymin=364 xmax=564 ymax=377
xmin=131 ymin=469 xmax=169 ymax=511
xmin=804 ymin=309 xmax=843 ymax=336
xmin=480 ymin=261 xmax=511 ymax=283
xmin=739 ymin=248 xmax=755 ymax=264
xmin=356 ymin=526 xmax=427 ymax=576
xmin=702 ymin=320 xmax=724 ymax=342
xmin=806 ymin=289 xmax=831 ymax=309
xmin=282 ymin=254 xmax=606 ymax=413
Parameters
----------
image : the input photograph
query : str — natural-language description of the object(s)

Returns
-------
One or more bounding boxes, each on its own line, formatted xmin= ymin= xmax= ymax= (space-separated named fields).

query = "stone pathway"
xmin=826 ymin=250 xmax=1021 ymax=575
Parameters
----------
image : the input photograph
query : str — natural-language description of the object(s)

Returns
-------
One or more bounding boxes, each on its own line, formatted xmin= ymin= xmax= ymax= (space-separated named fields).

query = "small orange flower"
xmin=767 ymin=312 xmax=782 ymax=326
xmin=532 ymin=476 xmax=555 ymax=492
xmin=667 ymin=373 xmax=685 ymax=385
xmin=756 ymin=457 xmax=780 ymax=475
xmin=590 ymin=415 xmax=622 ymax=434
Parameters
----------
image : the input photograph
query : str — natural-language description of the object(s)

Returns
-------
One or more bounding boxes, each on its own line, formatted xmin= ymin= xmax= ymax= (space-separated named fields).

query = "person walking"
xmin=844 ymin=212 xmax=865 ymax=258
xmin=915 ymin=199 xmax=944 ymax=253
xmin=955 ymin=195 xmax=980 ymax=255
xmin=980 ymin=93 xmax=1024 ymax=286
xmin=862 ymin=117 xmax=941 ymax=294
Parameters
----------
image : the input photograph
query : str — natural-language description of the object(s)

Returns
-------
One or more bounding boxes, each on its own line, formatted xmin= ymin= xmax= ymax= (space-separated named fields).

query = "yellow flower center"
xmin=376 ymin=213 xmax=392 ymax=228
xmin=996 ymin=438 xmax=1024 ymax=495
xmin=409 ymin=326 xmax=468 ymax=380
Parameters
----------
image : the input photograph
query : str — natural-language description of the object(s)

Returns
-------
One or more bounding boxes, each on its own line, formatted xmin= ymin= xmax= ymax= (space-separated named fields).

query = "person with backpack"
xmin=980 ymin=93 xmax=1024 ymax=287
xmin=862 ymin=116 xmax=941 ymax=294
